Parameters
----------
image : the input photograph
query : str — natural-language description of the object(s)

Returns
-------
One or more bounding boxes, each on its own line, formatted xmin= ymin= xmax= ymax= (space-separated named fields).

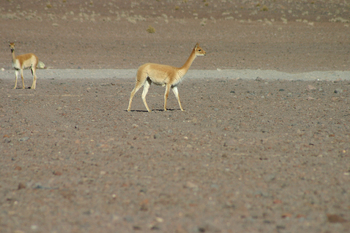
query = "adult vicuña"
xmin=9 ymin=42 xmax=39 ymax=89
xmin=127 ymin=42 xmax=206 ymax=112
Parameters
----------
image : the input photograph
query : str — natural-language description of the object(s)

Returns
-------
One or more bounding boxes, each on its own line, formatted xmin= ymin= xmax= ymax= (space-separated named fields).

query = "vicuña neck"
xmin=179 ymin=49 xmax=196 ymax=74
xmin=11 ymin=50 xmax=16 ymax=64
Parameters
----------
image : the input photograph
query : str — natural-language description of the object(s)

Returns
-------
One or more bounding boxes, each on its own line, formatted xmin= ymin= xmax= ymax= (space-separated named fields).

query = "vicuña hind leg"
xmin=172 ymin=86 xmax=184 ymax=111
xmin=142 ymin=79 xmax=152 ymax=112
xmin=31 ymin=67 xmax=37 ymax=89
xmin=128 ymin=80 xmax=145 ymax=112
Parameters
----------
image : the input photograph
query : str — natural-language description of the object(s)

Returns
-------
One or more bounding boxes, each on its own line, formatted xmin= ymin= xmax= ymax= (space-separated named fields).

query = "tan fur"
xmin=127 ymin=43 xmax=206 ymax=112
xmin=9 ymin=42 xmax=39 ymax=89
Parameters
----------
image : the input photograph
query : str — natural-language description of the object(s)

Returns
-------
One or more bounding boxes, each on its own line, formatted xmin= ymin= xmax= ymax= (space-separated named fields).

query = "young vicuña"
xmin=127 ymin=42 xmax=206 ymax=112
xmin=9 ymin=42 xmax=39 ymax=89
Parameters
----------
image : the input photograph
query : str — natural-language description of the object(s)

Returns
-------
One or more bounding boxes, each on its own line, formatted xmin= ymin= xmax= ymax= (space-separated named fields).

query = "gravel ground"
xmin=0 ymin=0 xmax=350 ymax=233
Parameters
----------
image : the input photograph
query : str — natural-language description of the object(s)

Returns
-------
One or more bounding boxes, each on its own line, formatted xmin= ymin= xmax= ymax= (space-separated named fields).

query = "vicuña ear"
xmin=195 ymin=42 xmax=200 ymax=48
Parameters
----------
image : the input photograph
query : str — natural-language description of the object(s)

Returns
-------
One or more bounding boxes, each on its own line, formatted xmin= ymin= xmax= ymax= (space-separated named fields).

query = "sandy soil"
xmin=1 ymin=0 xmax=350 ymax=232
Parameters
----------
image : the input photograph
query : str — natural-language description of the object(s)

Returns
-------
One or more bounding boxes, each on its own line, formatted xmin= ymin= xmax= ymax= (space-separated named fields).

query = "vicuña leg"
xmin=13 ymin=70 xmax=19 ymax=89
xmin=128 ymin=80 xmax=146 ymax=112
xmin=171 ymin=86 xmax=184 ymax=111
xmin=141 ymin=79 xmax=152 ymax=112
xmin=20 ymin=69 xmax=25 ymax=89
xmin=31 ymin=66 xmax=37 ymax=89
xmin=164 ymin=84 xmax=171 ymax=111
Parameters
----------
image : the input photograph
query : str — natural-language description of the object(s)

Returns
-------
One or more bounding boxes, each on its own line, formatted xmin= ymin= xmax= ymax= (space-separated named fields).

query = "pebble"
xmin=306 ymin=85 xmax=316 ymax=91
xmin=18 ymin=183 xmax=26 ymax=190
xmin=124 ymin=216 xmax=134 ymax=223
xmin=327 ymin=214 xmax=347 ymax=223
xmin=185 ymin=181 xmax=198 ymax=189
xmin=334 ymin=89 xmax=343 ymax=93
xmin=4 ymin=138 xmax=11 ymax=143
xmin=198 ymin=222 xmax=221 ymax=233
xmin=264 ymin=174 xmax=276 ymax=182
xmin=19 ymin=137 xmax=29 ymax=142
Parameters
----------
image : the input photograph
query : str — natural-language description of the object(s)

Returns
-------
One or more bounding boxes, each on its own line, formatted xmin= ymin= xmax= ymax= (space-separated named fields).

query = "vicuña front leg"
xmin=13 ymin=70 xmax=19 ymax=89
xmin=164 ymin=84 xmax=171 ymax=111
xmin=20 ymin=69 xmax=25 ymax=89
xmin=172 ymin=86 xmax=184 ymax=111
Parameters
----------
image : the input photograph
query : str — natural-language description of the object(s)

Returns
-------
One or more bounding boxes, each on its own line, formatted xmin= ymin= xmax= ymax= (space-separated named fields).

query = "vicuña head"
xmin=127 ymin=42 xmax=206 ymax=112
xmin=9 ymin=41 xmax=39 ymax=89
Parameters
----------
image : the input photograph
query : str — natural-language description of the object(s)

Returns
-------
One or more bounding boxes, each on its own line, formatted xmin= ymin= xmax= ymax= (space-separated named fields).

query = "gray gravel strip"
xmin=1 ymin=69 xmax=350 ymax=81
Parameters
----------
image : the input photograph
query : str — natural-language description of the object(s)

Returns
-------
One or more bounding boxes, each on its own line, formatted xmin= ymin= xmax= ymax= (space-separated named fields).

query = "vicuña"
xmin=127 ymin=42 xmax=206 ymax=112
xmin=9 ymin=42 xmax=39 ymax=89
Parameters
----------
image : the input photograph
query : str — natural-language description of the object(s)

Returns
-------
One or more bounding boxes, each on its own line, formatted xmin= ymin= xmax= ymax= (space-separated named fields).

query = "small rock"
xmin=279 ymin=89 xmax=285 ymax=92
xmin=264 ymin=174 xmax=276 ymax=182
xmin=334 ymin=89 xmax=343 ymax=94
xmin=255 ymin=77 xmax=263 ymax=81
xmin=14 ymin=166 xmax=22 ymax=171
xmin=230 ymin=90 xmax=235 ymax=93
xmin=175 ymin=225 xmax=187 ymax=233
xmin=18 ymin=182 xmax=26 ymax=190
xmin=53 ymin=171 xmax=62 ymax=176
xmin=19 ymin=137 xmax=29 ymax=142
xmin=273 ymin=199 xmax=282 ymax=204
xmin=139 ymin=199 xmax=149 ymax=211
xmin=185 ymin=181 xmax=198 ymax=189
xmin=327 ymin=214 xmax=347 ymax=223
xmin=124 ymin=216 xmax=134 ymax=222
xmin=4 ymin=138 xmax=11 ymax=143
xmin=198 ymin=222 xmax=221 ymax=233
xmin=281 ymin=213 xmax=292 ymax=219
xmin=306 ymin=85 xmax=316 ymax=91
